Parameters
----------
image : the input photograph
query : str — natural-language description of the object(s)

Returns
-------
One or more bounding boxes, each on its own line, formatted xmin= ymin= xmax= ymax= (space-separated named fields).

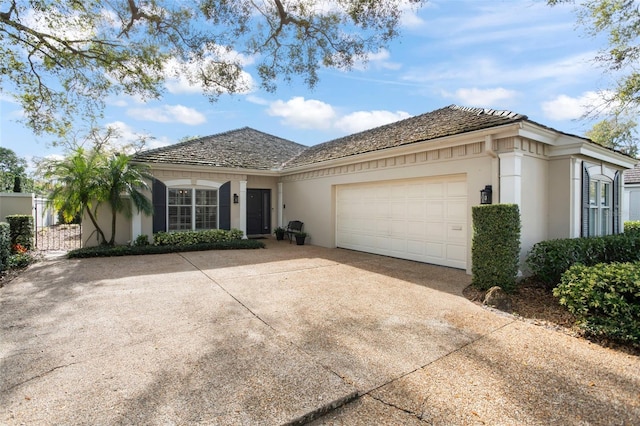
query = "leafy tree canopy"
xmin=585 ymin=116 xmax=639 ymax=157
xmin=0 ymin=0 xmax=424 ymax=136
xmin=549 ymin=0 xmax=640 ymax=114
xmin=0 ymin=146 xmax=34 ymax=192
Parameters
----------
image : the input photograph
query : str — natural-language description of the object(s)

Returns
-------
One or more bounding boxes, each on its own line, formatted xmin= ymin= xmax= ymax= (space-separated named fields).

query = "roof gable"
xmin=134 ymin=127 xmax=307 ymax=170
xmin=284 ymin=105 xmax=527 ymax=168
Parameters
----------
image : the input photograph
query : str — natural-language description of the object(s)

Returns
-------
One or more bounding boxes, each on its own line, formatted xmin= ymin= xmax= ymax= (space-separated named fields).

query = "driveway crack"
xmin=2 ymin=362 xmax=80 ymax=393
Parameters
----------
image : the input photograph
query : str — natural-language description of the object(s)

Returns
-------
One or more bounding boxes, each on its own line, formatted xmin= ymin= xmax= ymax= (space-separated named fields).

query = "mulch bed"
xmin=463 ymin=279 xmax=640 ymax=356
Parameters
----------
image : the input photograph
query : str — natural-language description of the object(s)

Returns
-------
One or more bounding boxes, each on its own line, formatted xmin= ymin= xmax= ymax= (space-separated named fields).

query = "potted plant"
xmin=294 ymin=231 xmax=308 ymax=245
xmin=274 ymin=226 xmax=285 ymax=241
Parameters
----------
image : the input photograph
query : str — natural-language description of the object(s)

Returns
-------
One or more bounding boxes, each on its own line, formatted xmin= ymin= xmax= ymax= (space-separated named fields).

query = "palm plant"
xmin=101 ymin=154 xmax=153 ymax=246
xmin=44 ymin=148 xmax=108 ymax=244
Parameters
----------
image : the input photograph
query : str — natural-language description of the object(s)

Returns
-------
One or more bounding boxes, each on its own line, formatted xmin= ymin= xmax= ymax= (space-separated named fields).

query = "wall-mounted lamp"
xmin=233 ymin=193 xmax=239 ymax=204
xmin=480 ymin=185 xmax=493 ymax=205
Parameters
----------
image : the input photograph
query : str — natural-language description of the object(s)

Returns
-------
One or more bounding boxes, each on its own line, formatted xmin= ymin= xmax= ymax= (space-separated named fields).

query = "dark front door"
xmin=247 ymin=189 xmax=271 ymax=235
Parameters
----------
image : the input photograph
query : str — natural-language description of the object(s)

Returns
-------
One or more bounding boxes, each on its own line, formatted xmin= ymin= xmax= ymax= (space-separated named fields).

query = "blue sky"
xmin=0 ymin=0 xmax=615 ymax=167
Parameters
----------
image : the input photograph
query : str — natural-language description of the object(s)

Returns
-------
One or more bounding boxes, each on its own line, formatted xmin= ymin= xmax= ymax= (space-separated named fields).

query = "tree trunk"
xmin=85 ymin=206 xmax=107 ymax=245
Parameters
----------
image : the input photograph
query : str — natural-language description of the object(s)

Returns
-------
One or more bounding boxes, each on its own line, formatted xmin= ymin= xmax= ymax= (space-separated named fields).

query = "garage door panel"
xmin=337 ymin=176 xmax=467 ymax=269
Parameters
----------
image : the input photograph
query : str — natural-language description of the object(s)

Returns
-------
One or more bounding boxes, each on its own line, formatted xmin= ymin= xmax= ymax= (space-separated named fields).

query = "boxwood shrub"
xmin=471 ymin=204 xmax=521 ymax=292
xmin=526 ymin=233 xmax=640 ymax=288
xmin=6 ymin=215 xmax=34 ymax=250
xmin=68 ymin=239 xmax=264 ymax=258
xmin=0 ymin=222 xmax=10 ymax=272
xmin=153 ymin=228 xmax=244 ymax=246
xmin=554 ymin=262 xmax=640 ymax=348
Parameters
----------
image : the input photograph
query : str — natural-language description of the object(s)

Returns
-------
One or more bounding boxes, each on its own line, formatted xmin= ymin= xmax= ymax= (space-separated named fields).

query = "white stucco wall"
xmin=282 ymin=144 xmax=493 ymax=274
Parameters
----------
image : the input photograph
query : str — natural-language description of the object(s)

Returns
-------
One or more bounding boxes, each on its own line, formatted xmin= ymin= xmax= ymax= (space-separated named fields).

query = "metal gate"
xmin=33 ymin=198 xmax=82 ymax=251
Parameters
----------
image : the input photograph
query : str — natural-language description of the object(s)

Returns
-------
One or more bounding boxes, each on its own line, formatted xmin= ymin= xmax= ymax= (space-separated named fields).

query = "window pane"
xmin=196 ymin=189 xmax=217 ymax=206
xmin=601 ymin=182 xmax=610 ymax=207
xmin=196 ymin=206 xmax=217 ymax=230
xmin=589 ymin=208 xmax=597 ymax=236
xmin=601 ymin=208 xmax=611 ymax=235
xmin=589 ymin=181 xmax=597 ymax=206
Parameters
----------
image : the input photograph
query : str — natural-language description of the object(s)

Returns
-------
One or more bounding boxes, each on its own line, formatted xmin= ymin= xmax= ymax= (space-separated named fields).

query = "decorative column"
xmin=499 ymin=152 xmax=523 ymax=207
xmin=132 ymin=210 xmax=142 ymax=242
xmin=277 ymin=182 xmax=284 ymax=227
xmin=239 ymin=180 xmax=247 ymax=238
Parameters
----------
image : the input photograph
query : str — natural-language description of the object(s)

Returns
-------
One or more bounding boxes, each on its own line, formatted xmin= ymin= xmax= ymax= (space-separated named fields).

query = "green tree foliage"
xmin=42 ymin=145 xmax=153 ymax=246
xmin=585 ymin=116 xmax=639 ymax=157
xmin=548 ymin=0 xmax=640 ymax=113
xmin=0 ymin=0 xmax=424 ymax=136
xmin=0 ymin=147 xmax=33 ymax=192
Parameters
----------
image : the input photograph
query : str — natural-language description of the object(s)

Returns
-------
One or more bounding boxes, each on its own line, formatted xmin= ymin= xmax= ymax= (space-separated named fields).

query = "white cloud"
xmin=246 ymin=95 xmax=270 ymax=106
xmin=127 ymin=104 xmax=206 ymax=125
xmin=400 ymin=1 xmax=426 ymax=28
xmin=266 ymin=97 xmax=411 ymax=134
xmin=541 ymin=91 xmax=616 ymax=121
xmin=444 ymin=87 xmax=518 ymax=107
xmin=336 ymin=110 xmax=412 ymax=134
xmin=267 ymin=97 xmax=336 ymax=129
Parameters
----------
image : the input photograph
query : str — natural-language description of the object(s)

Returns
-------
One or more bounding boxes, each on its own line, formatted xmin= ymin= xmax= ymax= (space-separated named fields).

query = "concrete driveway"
xmin=1 ymin=239 xmax=639 ymax=425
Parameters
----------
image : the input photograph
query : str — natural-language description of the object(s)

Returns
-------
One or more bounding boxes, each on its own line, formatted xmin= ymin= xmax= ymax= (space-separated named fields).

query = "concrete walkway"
xmin=1 ymin=239 xmax=638 ymax=425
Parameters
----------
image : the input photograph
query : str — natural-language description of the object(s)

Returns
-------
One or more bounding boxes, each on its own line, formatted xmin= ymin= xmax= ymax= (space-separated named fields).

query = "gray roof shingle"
xmin=283 ymin=105 xmax=527 ymax=168
xmin=624 ymin=164 xmax=640 ymax=184
xmin=134 ymin=127 xmax=307 ymax=170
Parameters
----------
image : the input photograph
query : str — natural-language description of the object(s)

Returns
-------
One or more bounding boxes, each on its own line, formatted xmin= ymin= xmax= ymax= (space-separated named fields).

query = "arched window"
xmin=582 ymin=163 xmax=620 ymax=237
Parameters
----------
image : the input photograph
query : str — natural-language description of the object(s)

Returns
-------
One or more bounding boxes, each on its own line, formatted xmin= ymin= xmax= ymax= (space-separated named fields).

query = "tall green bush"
xmin=555 ymin=262 xmax=640 ymax=348
xmin=6 ymin=215 xmax=34 ymax=250
xmin=472 ymin=204 xmax=521 ymax=292
xmin=0 ymin=222 xmax=10 ymax=272
xmin=526 ymin=233 xmax=640 ymax=287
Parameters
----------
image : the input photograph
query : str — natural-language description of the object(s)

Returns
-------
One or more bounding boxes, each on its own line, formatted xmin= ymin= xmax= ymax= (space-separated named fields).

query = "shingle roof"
xmin=283 ymin=105 xmax=527 ymax=168
xmin=624 ymin=163 xmax=640 ymax=184
xmin=134 ymin=127 xmax=307 ymax=170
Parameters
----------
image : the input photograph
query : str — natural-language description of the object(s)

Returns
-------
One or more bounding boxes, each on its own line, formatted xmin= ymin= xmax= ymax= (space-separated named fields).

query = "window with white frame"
xmin=588 ymin=177 xmax=612 ymax=236
xmin=168 ymin=188 xmax=218 ymax=231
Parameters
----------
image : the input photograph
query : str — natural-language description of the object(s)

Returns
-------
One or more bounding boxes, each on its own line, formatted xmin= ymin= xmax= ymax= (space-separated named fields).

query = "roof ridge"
xmin=449 ymin=104 xmax=526 ymax=120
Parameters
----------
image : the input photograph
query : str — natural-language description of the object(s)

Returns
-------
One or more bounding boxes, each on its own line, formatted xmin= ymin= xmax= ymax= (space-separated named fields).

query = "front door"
xmin=246 ymin=189 xmax=271 ymax=235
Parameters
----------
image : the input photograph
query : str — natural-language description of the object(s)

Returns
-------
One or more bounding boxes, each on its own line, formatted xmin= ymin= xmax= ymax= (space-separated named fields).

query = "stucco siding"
xmin=282 ymin=152 xmax=492 ymax=273
xmin=0 ymin=193 xmax=34 ymax=221
xmin=519 ymin=155 xmax=548 ymax=271
xmin=82 ymin=203 xmax=132 ymax=247
xmin=547 ymin=158 xmax=573 ymax=239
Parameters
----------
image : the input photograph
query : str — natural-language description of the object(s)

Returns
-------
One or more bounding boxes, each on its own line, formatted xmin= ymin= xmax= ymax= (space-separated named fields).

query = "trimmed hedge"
xmin=154 ymin=228 xmax=244 ymax=246
xmin=554 ymin=262 xmax=640 ymax=348
xmin=68 ymin=239 xmax=265 ymax=258
xmin=526 ymin=233 xmax=640 ymax=288
xmin=0 ymin=222 xmax=10 ymax=272
xmin=625 ymin=221 xmax=640 ymax=235
xmin=471 ymin=204 xmax=521 ymax=292
xmin=6 ymin=215 xmax=34 ymax=251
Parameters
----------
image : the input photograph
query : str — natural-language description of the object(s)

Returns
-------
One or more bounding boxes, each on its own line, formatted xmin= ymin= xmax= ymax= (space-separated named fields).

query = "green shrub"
xmin=624 ymin=221 xmax=640 ymax=235
xmin=526 ymin=233 xmax=640 ymax=288
xmin=0 ymin=222 xmax=10 ymax=272
xmin=68 ymin=239 xmax=264 ymax=258
xmin=133 ymin=234 xmax=149 ymax=247
xmin=6 ymin=215 xmax=34 ymax=251
xmin=471 ymin=204 xmax=521 ymax=292
xmin=7 ymin=252 xmax=34 ymax=269
xmin=153 ymin=228 xmax=244 ymax=246
xmin=554 ymin=262 xmax=640 ymax=348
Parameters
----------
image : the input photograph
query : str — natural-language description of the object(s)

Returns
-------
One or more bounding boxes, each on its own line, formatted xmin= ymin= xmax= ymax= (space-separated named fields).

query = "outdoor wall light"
xmin=480 ymin=185 xmax=493 ymax=205
xmin=233 ymin=193 xmax=239 ymax=204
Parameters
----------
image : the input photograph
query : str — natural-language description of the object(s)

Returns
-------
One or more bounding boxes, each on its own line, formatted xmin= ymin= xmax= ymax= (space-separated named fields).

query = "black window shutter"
xmin=582 ymin=164 xmax=590 ymax=237
xmin=613 ymin=171 xmax=621 ymax=234
xmin=152 ymin=178 xmax=167 ymax=233
xmin=219 ymin=181 xmax=231 ymax=230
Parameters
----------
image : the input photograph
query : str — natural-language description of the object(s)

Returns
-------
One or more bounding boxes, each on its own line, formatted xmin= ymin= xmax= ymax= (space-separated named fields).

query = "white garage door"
xmin=336 ymin=175 xmax=467 ymax=269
